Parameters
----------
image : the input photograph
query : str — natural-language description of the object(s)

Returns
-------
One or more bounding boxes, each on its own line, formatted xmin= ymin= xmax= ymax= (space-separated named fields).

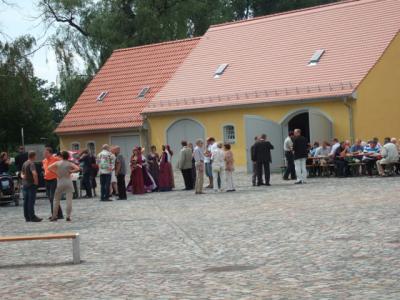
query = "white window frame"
xmin=137 ymin=87 xmax=150 ymax=98
xmin=87 ymin=141 xmax=96 ymax=154
xmin=71 ymin=142 xmax=80 ymax=151
xmin=222 ymin=124 xmax=236 ymax=144
xmin=97 ymin=91 xmax=108 ymax=102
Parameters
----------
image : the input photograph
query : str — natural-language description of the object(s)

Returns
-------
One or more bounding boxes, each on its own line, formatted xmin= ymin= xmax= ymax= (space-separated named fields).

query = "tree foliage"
xmin=0 ymin=36 xmax=58 ymax=150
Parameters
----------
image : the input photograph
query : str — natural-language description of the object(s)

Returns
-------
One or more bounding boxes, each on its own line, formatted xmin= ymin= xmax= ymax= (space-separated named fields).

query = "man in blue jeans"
xmin=97 ymin=144 xmax=115 ymax=201
xmin=21 ymin=151 xmax=42 ymax=222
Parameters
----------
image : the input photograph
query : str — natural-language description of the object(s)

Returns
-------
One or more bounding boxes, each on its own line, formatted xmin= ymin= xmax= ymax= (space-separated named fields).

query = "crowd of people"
xmin=0 ymin=138 xmax=236 ymax=222
xmin=7 ymin=148 xmax=81 ymax=222
xmin=1 ymin=129 xmax=399 ymax=223
xmin=280 ymin=131 xmax=400 ymax=180
xmin=95 ymin=137 xmax=236 ymax=201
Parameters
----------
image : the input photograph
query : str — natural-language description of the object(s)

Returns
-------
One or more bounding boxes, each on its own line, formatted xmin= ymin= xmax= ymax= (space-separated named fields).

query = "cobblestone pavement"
xmin=1 ymin=173 xmax=400 ymax=300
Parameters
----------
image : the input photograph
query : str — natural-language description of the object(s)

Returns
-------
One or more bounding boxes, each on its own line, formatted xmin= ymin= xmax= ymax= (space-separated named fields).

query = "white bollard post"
xmin=72 ymin=233 xmax=81 ymax=264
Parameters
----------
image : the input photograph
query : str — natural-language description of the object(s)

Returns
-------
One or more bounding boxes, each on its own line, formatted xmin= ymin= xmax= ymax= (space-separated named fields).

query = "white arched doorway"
xmin=281 ymin=108 xmax=333 ymax=144
xmin=166 ymin=118 xmax=205 ymax=166
xmin=244 ymin=115 xmax=284 ymax=172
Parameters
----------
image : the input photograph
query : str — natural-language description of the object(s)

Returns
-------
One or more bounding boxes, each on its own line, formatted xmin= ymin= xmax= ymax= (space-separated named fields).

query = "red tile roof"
xmin=56 ymin=38 xmax=200 ymax=134
xmin=144 ymin=0 xmax=400 ymax=113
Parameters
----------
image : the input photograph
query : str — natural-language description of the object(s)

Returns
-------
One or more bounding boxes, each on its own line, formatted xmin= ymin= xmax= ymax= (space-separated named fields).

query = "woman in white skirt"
xmin=49 ymin=151 xmax=80 ymax=222
xmin=224 ymin=144 xmax=235 ymax=192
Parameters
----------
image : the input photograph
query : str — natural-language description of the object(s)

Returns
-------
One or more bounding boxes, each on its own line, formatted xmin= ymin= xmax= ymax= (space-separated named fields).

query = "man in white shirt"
xmin=283 ymin=131 xmax=296 ymax=180
xmin=314 ymin=141 xmax=331 ymax=157
xmin=329 ymin=138 xmax=340 ymax=158
xmin=97 ymin=144 xmax=115 ymax=201
xmin=377 ymin=137 xmax=399 ymax=176
xmin=205 ymin=137 xmax=217 ymax=188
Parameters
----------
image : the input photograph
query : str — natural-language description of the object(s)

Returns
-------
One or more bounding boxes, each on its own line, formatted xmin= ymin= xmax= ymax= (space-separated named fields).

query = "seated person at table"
xmin=314 ymin=141 xmax=331 ymax=166
xmin=350 ymin=139 xmax=364 ymax=153
xmin=362 ymin=141 xmax=380 ymax=176
xmin=314 ymin=141 xmax=331 ymax=157
xmin=376 ymin=137 xmax=399 ymax=176
xmin=373 ymin=137 xmax=382 ymax=149
xmin=329 ymin=138 xmax=340 ymax=158
xmin=307 ymin=142 xmax=320 ymax=177
xmin=334 ymin=141 xmax=349 ymax=177
xmin=309 ymin=142 xmax=320 ymax=157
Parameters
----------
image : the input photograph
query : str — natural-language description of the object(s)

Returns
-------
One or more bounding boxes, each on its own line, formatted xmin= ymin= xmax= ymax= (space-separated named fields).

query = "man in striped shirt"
xmin=362 ymin=141 xmax=380 ymax=176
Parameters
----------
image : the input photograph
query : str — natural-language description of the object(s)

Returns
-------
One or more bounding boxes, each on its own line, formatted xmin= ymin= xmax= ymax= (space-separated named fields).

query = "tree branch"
xmin=43 ymin=0 xmax=89 ymax=37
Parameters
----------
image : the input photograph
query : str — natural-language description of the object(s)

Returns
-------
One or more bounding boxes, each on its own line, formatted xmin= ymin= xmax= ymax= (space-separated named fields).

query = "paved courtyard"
xmin=1 ymin=173 xmax=400 ymax=299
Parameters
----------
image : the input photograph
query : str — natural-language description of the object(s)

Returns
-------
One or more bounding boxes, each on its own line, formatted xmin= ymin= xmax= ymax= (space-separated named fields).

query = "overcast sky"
xmin=0 ymin=0 xmax=58 ymax=84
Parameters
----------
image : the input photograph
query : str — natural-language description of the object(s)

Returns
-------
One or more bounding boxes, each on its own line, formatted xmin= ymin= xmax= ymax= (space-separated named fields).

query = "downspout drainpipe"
xmin=343 ymin=97 xmax=354 ymax=143
xmin=141 ymin=115 xmax=150 ymax=155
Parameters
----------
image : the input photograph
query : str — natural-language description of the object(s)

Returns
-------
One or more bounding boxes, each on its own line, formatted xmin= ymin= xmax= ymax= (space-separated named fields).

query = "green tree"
xmin=0 ymin=36 xmax=56 ymax=150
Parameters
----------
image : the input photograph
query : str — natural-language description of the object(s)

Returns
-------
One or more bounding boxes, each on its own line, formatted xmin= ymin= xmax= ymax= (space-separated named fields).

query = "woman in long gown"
xmin=147 ymin=145 xmax=160 ymax=190
xmin=140 ymin=148 xmax=157 ymax=192
xmin=130 ymin=148 xmax=145 ymax=194
xmin=158 ymin=145 xmax=173 ymax=192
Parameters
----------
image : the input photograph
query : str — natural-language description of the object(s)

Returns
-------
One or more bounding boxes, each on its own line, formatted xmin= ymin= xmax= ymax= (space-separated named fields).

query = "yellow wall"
xmin=354 ymin=33 xmax=400 ymax=141
xmin=62 ymin=33 xmax=399 ymax=168
xmin=147 ymin=33 xmax=400 ymax=168
xmin=147 ymin=100 xmax=350 ymax=168
xmin=59 ymin=130 xmax=144 ymax=153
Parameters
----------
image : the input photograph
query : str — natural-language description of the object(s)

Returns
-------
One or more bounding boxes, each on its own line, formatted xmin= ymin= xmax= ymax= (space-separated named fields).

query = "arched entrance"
xmin=281 ymin=108 xmax=333 ymax=144
xmin=166 ymin=118 xmax=205 ymax=166
xmin=288 ymin=112 xmax=310 ymax=142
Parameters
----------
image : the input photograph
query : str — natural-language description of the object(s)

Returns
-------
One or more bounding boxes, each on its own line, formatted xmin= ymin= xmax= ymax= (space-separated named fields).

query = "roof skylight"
xmin=308 ymin=49 xmax=325 ymax=66
xmin=214 ymin=63 xmax=229 ymax=78
xmin=137 ymin=87 xmax=150 ymax=98
xmin=97 ymin=91 xmax=108 ymax=102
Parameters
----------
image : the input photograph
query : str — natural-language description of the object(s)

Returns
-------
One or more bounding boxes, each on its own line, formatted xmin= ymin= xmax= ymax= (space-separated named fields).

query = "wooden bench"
xmin=0 ymin=233 xmax=81 ymax=264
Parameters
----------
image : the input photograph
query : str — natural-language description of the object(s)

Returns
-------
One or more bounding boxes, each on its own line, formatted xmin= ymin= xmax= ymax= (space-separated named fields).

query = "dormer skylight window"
xmin=308 ymin=49 xmax=325 ymax=66
xmin=137 ymin=87 xmax=150 ymax=98
xmin=214 ymin=63 xmax=229 ymax=78
xmin=97 ymin=91 xmax=108 ymax=102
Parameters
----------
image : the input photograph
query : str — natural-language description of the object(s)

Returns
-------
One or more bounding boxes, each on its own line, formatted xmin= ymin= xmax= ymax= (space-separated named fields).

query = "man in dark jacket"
xmin=250 ymin=136 xmax=258 ymax=186
xmin=253 ymin=134 xmax=274 ymax=186
xmin=292 ymin=129 xmax=308 ymax=184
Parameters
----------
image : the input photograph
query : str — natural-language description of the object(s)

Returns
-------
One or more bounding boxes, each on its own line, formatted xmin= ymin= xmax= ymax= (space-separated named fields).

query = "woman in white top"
xmin=48 ymin=151 xmax=80 ymax=222
xmin=211 ymin=142 xmax=225 ymax=192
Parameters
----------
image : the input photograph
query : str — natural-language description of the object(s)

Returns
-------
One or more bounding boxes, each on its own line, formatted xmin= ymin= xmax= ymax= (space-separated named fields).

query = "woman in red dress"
xmin=158 ymin=145 xmax=173 ymax=192
xmin=130 ymin=148 xmax=145 ymax=194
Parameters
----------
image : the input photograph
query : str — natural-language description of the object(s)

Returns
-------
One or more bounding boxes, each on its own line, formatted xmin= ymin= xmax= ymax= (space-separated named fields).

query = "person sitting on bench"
xmin=376 ymin=137 xmax=399 ymax=176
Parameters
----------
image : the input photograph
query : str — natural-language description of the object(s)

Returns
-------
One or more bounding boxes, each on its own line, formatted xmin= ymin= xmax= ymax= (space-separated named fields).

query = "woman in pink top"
xmin=224 ymin=144 xmax=235 ymax=192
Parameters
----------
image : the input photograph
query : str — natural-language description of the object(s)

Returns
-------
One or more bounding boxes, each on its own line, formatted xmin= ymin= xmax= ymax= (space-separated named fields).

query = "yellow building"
xmin=143 ymin=0 xmax=400 ymax=171
xmin=56 ymin=38 xmax=200 ymax=166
